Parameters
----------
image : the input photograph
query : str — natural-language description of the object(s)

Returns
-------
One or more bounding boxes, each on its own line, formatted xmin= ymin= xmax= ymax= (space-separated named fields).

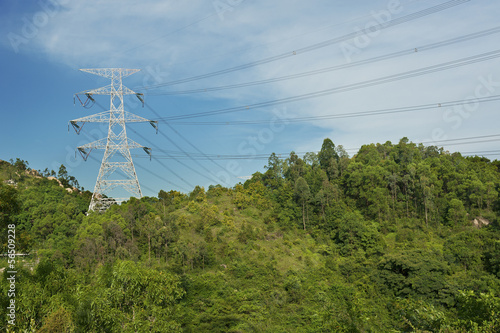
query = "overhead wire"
xmin=165 ymin=94 xmax=500 ymax=126
xmin=463 ymin=153 xmax=500 ymax=157
xmin=74 ymin=80 xmax=235 ymax=188
xmin=462 ymin=149 xmax=500 ymax=156
xmin=143 ymin=103 xmax=235 ymax=185
xmin=127 ymin=127 xmax=196 ymax=189
xmin=420 ymin=134 xmax=500 ymax=145
xmin=146 ymin=26 xmax=500 ymax=96
xmin=156 ymin=0 xmax=434 ymax=69
xmin=156 ymin=125 xmax=231 ymax=185
xmin=72 ymin=1 xmax=498 ymax=189
xmin=81 ymin=100 xmax=201 ymax=192
xmin=132 ymin=134 xmax=500 ymax=161
xmin=128 ymin=125 xmax=225 ymax=187
xmin=139 ymin=0 xmax=470 ymax=90
xmin=86 ymin=154 xmax=170 ymax=195
xmin=154 ymin=49 xmax=500 ymax=121
xmin=133 ymin=160 xmax=192 ymax=194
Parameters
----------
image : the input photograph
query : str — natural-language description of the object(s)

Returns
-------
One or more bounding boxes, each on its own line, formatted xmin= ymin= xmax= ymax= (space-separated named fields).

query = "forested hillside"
xmin=1 ymin=138 xmax=500 ymax=332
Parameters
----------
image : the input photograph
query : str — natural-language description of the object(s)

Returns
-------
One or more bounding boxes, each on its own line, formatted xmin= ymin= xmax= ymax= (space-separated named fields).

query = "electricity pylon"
xmin=70 ymin=68 xmax=158 ymax=212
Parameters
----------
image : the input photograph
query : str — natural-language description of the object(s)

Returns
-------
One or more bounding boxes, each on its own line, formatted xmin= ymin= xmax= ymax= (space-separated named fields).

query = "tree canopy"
xmin=1 ymin=138 xmax=500 ymax=332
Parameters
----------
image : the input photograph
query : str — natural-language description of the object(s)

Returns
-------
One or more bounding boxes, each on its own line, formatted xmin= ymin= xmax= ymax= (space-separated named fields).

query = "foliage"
xmin=1 ymin=137 xmax=500 ymax=332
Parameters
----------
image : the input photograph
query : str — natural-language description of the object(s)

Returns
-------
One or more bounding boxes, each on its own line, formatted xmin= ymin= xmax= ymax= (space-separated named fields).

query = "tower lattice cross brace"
xmin=70 ymin=68 xmax=158 ymax=212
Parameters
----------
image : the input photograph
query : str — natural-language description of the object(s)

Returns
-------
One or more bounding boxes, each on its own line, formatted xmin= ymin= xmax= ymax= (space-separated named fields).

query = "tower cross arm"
xmin=76 ymin=138 xmax=151 ymax=151
xmin=70 ymin=111 xmax=154 ymax=125
xmin=70 ymin=111 xmax=110 ymax=125
xmin=78 ymin=138 xmax=108 ymax=150
xmin=80 ymin=68 xmax=140 ymax=79
xmin=77 ymin=85 xmax=139 ymax=96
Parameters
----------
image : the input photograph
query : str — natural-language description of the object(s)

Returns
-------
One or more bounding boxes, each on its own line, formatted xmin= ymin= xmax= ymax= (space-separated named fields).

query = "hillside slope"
xmin=1 ymin=139 xmax=500 ymax=332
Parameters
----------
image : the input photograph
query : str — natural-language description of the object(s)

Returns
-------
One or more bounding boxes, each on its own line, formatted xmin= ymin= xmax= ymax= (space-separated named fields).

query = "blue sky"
xmin=1 ymin=0 xmax=500 ymax=197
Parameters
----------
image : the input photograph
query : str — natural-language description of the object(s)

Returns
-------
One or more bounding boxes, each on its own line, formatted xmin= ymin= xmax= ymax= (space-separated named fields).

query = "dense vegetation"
xmin=1 ymin=138 xmax=500 ymax=332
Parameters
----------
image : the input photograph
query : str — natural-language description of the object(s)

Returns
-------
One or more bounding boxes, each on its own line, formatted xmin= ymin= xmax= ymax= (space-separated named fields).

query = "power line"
xmin=165 ymin=95 xmax=500 ymax=126
xmin=133 ymin=160 xmax=192 ymax=194
xmin=462 ymin=150 xmax=500 ymax=157
xmin=154 ymin=0 xmax=429 ymax=69
xmin=82 ymin=99 xmax=200 ymax=193
xmin=420 ymin=134 xmax=500 ymax=145
xmin=144 ymin=103 xmax=234 ymax=186
xmin=128 ymin=126 xmax=221 ymax=187
xmin=127 ymin=127 xmax=196 ymax=190
xmin=87 ymin=155 xmax=162 ymax=195
xmin=87 ymin=97 xmax=232 ymax=188
xmin=146 ymin=26 xmax=500 ymax=96
xmin=139 ymin=0 xmax=470 ymax=89
xmin=132 ymin=134 xmax=500 ymax=161
xmin=463 ymin=153 xmax=500 ymax=157
xmin=154 ymin=49 xmax=500 ymax=121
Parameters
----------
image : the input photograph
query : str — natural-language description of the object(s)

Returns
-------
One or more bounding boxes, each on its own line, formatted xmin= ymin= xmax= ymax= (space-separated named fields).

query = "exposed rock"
xmin=26 ymin=169 xmax=42 ymax=178
xmin=47 ymin=176 xmax=64 ymax=188
xmin=472 ymin=217 xmax=490 ymax=228
xmin=3 ymin=179 xmax=17 ymax=186
xmin=46 ymin=177 xmax=77 ymax=193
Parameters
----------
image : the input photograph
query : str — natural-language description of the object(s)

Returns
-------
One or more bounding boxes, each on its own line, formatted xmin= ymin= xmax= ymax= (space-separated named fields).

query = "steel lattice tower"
xmin=70 ymin=68 xmax=158 ymax=212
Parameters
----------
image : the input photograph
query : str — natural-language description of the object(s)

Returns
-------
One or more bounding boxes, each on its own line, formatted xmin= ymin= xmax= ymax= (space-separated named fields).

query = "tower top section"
xmin=80 ymin=68 xmax=141 ymax=79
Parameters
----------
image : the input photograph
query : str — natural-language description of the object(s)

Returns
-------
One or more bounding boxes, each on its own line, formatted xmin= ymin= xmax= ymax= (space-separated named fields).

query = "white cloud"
xmin=2 ymin=0 xmax=500 ymax=174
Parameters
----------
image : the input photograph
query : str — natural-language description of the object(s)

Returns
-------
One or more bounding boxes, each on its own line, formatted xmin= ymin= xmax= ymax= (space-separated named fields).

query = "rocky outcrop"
xmin=47 ymin=177 xmax=78 ymax=193
xmin=26 ymin=169 xmax=42 ymax=178
xmin=472 ymin=217 xmax=490 ymax=228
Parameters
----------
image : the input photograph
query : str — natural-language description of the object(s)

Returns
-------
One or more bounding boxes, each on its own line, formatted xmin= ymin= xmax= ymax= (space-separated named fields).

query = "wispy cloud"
xmin=2 ymin=0 xmax=500 ymax=192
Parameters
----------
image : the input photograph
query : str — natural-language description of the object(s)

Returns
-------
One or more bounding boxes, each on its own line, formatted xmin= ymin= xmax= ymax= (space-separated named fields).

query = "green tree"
xmin=447 ymin=198 xmax=467 ymax=225
xmin=444 ymin=231 xmax=484 ymax=272
xmin=263 ymin=152 xmax=285 ymax=192
xmin=294 ymin=177 xmax=310 ymax=230
xmin=139 ymin=213 xmax=162 ymax=265
xmin=57 ymin=164 xmax=69 ymax=187
xmin=336 ymin=212 xmax=385 ymax=257
xmin=377 ymin=249 xmax=450 ymax=301
xmin=0 ymin=183 xmax=20 ymax=225
xmin=0 ymin=183 xmax=20 ymax=252
xmin=454 ymin=290 xmax=500 ymax=331
xmin=10 ymin=158 xmax=29 ymax=171
xmin=318 ymin=138 xmax=339 ymax=180
xmin=284 ymin=151 xmax=305 ymax=183
xmin=394 ymin=297 xmax=446 ymax=332
xmin=315 ymin=179 xmax=337 ymax=218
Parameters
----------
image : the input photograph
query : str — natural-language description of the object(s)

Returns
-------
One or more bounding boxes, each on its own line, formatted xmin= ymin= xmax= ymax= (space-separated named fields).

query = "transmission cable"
xmin=140 ymin=0 xmax=469 ymax=89
xmin=128 ymin=126 xmax=225 ymax=186
xmin=82 ymin=100 xmax=205 ymax=191
xmin=155 ymin=49 xmax=500 ymax=121
xmin=127 ymin=127 xmax=196 ymax=189
xmin=134 ymin=160 xmax=191 ymax=193
xmin=145 ymin=103 xmax=234 ymax=176
xmin=161 ymin=0 xmax=433 ymax=69
xmin=165 ymin=94 xmax=500 ymax=125
xmin=86 ymin=154 xmax=181 ymax=194
xmin=132 ymin=134 xmax=500 ymax=161
xmin=88 ymin=98 xmax=232 ymax=187
xmin=462 ymin=149 xmax=500 ymax=155
xmin=147 ymin=26 xmax=500 ymax=95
